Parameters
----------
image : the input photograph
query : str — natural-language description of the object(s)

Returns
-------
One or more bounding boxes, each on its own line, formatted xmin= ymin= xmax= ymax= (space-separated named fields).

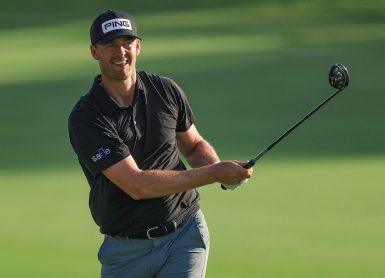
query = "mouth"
xmin=112 ymin=60 xmax=128 ymax=67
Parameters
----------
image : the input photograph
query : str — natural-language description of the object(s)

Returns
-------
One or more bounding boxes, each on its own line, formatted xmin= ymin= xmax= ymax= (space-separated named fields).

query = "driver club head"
xmin=329 ymin=63 xmax=349 ymax=90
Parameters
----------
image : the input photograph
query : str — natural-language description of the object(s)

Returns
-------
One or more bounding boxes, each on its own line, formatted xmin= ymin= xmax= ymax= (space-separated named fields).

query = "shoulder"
xmin=68 ymin=92 xmax=100 ymax=128
xmin=138 ymin=71 xmax=181 ymax=92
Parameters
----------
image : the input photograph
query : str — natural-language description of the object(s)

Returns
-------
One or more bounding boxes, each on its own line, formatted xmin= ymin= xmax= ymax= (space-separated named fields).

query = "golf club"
xmin=222 ymin=63 xmax=350 ymax=190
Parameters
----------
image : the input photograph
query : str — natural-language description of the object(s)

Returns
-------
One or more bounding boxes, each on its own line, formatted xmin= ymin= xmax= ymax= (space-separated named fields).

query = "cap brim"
xmin=95 ymin=32 xmax=141 ymax=44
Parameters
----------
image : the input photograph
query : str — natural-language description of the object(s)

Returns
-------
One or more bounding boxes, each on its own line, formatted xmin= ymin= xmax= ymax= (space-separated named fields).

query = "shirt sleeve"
xmin=161 ymin=77 xmax=196 ymax=132
xmin=68 ymin=111 xmax=131 ymax=176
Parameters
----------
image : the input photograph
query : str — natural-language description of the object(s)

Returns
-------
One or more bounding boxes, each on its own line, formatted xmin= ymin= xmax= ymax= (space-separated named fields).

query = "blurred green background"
xmin=0 ymin=0 xmax=384 ymax=277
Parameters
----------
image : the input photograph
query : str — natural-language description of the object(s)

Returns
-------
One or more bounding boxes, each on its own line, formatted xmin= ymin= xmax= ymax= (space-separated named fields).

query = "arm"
xmin=177 ymin=124 xmax=249 ymax=190
xmin=102 ymin=154 xmax=251 ymax=200
xmin=176 ymin=124 xmax=220 ymax=168
xmin=102 ymin=124 xmax=252 ymax=200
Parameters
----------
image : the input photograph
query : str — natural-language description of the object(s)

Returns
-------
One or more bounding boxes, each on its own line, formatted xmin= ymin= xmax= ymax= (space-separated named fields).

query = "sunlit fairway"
xmin=1 ymin=0 xmax=384 ymax=277
xmin=0 ymin=158 xmax=384 ymax=277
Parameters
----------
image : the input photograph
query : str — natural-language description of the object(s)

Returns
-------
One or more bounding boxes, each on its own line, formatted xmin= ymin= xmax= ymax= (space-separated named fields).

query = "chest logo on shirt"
xmin=91 ymin=148 xmax=111 ymax=162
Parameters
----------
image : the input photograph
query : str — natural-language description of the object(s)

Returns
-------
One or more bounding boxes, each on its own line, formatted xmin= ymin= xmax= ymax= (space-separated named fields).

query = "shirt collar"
xmin=90 ymin=73 xmax=145 ymax=115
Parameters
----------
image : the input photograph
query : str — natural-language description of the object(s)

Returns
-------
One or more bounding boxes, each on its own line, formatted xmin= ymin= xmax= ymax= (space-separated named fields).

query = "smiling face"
xmin=90 ymin=36 xmax=141 ymax=82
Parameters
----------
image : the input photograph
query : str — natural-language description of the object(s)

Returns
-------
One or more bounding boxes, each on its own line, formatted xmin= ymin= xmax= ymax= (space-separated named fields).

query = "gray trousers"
xmin=98 ymin=209 xmax=210 ymax=278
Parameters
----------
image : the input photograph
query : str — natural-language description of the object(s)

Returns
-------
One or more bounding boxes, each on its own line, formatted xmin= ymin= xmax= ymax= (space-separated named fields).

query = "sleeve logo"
xmin=92 ymin=148 xmax=111 ymax=162
xmin=102 ymin=18 xmax=132 ymax=34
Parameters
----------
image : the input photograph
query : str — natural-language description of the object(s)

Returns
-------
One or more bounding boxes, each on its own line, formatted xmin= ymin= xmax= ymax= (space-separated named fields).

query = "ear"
xmin=90 ymin=44 xmax=99 ymax=60
xmin=135 ymin=39 xmax=141 ymax=56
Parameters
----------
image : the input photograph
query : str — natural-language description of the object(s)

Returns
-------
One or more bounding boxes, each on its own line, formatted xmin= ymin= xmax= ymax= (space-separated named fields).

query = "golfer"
xmin=68 ymin=10 xmax=253 ymax=278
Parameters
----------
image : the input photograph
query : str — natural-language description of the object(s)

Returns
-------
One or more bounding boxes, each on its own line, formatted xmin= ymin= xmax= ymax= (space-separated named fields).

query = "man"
xmin=68 ymin=10 xmax=253 ymax=278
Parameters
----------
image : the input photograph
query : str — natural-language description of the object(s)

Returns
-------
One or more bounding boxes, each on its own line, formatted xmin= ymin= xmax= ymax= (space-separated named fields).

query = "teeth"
xmin=113 ymin=61 xmax=127 ymax=65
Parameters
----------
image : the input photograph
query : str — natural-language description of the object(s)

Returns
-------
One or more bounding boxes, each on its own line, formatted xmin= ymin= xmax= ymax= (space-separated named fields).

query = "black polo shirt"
xmin=68 ymin=71 xmax=199 ymax=236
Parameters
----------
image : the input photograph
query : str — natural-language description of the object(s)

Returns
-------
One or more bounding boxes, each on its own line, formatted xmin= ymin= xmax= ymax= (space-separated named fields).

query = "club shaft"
xmin=221 ymin=88 xmax=343 ymax=190
xmin=246 ymin=88 xmax=342 ymax=168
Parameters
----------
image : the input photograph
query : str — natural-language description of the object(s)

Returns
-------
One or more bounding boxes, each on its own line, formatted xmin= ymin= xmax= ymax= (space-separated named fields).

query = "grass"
xmin=1 ymin=0 xmax=385 ymax=277
xmin=203 ymin=157 xmax=385 ymax=277
xmin=0 ymin=170 xmax=101 ymax=277
xmin=1 ymin=158 xmax=384 ymax=277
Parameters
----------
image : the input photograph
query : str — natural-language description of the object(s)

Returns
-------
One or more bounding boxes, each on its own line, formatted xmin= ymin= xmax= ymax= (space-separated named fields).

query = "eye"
xmin=124 ymin=40 xmax=134 ymax=48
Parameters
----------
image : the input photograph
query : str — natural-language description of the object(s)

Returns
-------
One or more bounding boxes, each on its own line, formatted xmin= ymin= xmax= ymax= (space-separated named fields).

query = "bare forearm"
xmin=104 ymin=124 xmax=253 ymax=200
xmin=130 ymin=166 xmax=217 ymax=199
xmin=184 ymin=139 xmax=220 ymax=168
xmin=104 ymin=157 xmax=252 ymax=200
xmin=176 ymin=125 xmax=220 ymax=168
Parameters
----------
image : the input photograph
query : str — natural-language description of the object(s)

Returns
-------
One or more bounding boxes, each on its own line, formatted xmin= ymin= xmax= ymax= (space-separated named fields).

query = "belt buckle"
xmin=146 ymin=226 xmax=159 ymax=239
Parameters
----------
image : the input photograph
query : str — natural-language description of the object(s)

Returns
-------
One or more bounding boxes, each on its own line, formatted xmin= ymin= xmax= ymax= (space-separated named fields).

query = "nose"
xmin=115 ymin=45 xmax=127 ymax=56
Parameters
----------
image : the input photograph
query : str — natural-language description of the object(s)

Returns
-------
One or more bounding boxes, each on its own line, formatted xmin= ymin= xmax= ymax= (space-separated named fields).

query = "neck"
xmin=100 ymin=73 xmax=137 ymax=106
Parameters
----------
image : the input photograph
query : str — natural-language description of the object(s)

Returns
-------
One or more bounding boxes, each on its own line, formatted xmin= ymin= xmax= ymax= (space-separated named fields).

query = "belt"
xmin=117 ymin=203 xmax=199 ymax=240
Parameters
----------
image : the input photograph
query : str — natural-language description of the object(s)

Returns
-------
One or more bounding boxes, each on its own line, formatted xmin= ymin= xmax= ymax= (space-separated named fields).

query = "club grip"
xmin=221 ymin=159 xmax=255 ymax=190
xmin=244 ymin=159 xmax=256 ymax=169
